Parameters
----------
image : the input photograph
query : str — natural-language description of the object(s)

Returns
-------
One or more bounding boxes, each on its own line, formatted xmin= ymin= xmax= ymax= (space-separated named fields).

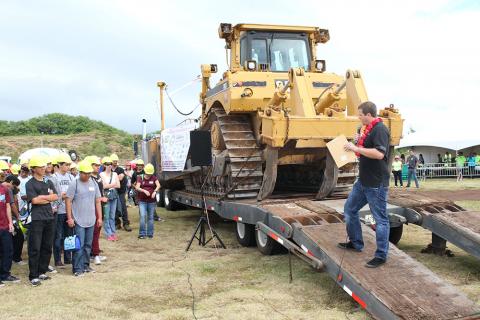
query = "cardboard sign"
xmin=326 ymin=135 xmax=357 ymax=168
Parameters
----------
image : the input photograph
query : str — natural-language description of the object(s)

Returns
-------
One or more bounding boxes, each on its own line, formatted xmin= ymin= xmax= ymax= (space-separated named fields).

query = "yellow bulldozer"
xmin=156 ymin=23 xmax=403 ymax=201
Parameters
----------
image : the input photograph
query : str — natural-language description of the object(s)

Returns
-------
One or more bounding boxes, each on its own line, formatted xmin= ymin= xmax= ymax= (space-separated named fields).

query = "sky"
xmin=1 ymin=0 xmax=480 ymax=139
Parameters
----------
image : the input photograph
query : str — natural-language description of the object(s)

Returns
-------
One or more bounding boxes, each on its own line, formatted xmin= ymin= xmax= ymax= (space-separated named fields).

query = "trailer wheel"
xmin=235 ymin=222 xmax=256 ymax=247
xmin=156 ymin=189 xmax=165 ymax=207
xmin=389 ymin=225 xmax=403 ymax=245
xmin=164 ymin=189 xmax=176 ymax=211
xmin=255 ymin=228 xmax=279 ymax=255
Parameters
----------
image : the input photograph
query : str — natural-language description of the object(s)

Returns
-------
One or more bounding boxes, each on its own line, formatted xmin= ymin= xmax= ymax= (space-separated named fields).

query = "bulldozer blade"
xmin=316 ymin=150 xmax=339 ymax=199
xmin=257 ymin=147 xmax=278 ymax=201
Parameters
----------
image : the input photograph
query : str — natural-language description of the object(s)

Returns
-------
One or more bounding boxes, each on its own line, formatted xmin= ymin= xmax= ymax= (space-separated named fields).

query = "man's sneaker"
xmin=99 ymin=255 xmax=107 ymax=261
xmin=366 ymin=257 xmax=386 ymax=268
xmin=73 ymin=272 xmax=84 ymax=277
xmin=84 ymin=267 xmax=96 ymax=273
xmin=147 ymin=235 xmax=153 ymax=239
xmin=39 ymin=274 xmax=51 ymax=281
xmin=124 ymin=224 xmax=132 ymax=232
xmin=47 ymin=266 xmax=57 ymax=274
xmin=55 ymin=261 xmax=65 ymax=269
xmin=14 ymin=260 xmax=27 ymax=266
xmin=30 ymin=278 xmax=41 ymax=287
xmin=94 ymin=256 xmax=102 ymax=265
xmin=138 ymin=235 xmax=146 ymax=239
xmin=337 ymin=242 xmax=362 ymax=252
xmin=0 ymin=281 xmax=5 ymax=288
xmin=2 ymin=275 xmax=20 ymax=283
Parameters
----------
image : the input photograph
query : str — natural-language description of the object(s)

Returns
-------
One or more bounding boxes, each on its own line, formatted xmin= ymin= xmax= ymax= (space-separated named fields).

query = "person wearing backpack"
xmin=65 ymin=161 xmax=102 ymax=277
xmin=100 ymin=157 xmax=120 ymax=241
xmin=134 ymin=164 xmax=160 ymax=239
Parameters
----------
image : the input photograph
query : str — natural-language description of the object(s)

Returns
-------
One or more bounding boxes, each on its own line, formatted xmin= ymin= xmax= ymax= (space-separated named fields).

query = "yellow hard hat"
xmin=135 ymin=159 xmax=144 ymax=165
xmin=0 ymin=160 xmax=9 ymax=171
xmin=78 ymin=160 xmax=93 ymax=173
xmin=101 ymin=156 xmax=112 ymax=164
xmin=50 ymin=156 xmax=58 ymax=165
xmin=110 ymin=153 xmax=119 ymax=161
xmin=10 ymin=164 xmax=21 ymax=174
xmin=144 ymin=163 xmax=155 ymax=175
xmin=29 ymin=155 xmax=47 ymax=168
xmin=85 ymin=155 xmax=101 ymax=166
xmin=56 ymin=153 xmax=72 ymax=164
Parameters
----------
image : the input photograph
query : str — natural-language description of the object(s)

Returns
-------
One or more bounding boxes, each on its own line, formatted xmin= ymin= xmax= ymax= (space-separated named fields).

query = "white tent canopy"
xmin=18 ymin=148 xmax=65 ymax=164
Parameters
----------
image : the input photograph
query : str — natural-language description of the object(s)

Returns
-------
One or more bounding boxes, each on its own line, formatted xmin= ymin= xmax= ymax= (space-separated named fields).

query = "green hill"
xmin=0 ymin=114 xmax=139 ymax=162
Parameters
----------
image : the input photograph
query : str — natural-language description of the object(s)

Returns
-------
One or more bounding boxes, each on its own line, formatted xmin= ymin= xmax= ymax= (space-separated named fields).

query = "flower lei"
xmin=356 ymin=117 xmax=383 ymax=157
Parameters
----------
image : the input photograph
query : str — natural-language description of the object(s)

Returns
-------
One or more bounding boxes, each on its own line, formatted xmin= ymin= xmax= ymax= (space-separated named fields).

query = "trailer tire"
xmin=156 ymin=189 xmax=165 ymax=207
xmin=255 ymin=228 xmax=279 ymax=255
xmin=389 ymin=224 xmax=403 ymax=245
xmin=235 ymin=222 xmax=256 ymax=247
xmin=164 ymin=190 xmax=176 ymax=211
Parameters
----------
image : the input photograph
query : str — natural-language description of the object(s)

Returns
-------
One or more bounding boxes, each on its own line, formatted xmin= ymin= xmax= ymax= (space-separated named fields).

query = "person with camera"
xmin=100 ymin=157 xmax=120 ymax=241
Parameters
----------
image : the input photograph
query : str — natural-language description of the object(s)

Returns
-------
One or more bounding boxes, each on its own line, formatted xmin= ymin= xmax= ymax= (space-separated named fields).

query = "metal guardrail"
xmin=415 ymin=163 xmax=480 ymax=180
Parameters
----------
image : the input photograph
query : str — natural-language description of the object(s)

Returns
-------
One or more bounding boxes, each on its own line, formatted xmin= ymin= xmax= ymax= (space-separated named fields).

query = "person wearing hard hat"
xmin=131 ymin=159 xmax=144 ymax=206
xmin=110 ymin=154 xmax=131 ymax=232
xmin=100 ymin=157 xmax=120 ymax=241
xmin=70 ymin=162 xmax=78 ymax=177
xmin=25 ymin=155 xmax=59 ymax=286
xmin=65 ymin=161 xmax=102 ymax=276
xmin=52 ymin=153 xmax=74 ymax=268
xmin=134 ymin=163 xmax=160 ymax=239
xmin=10 ymin=164 xmax=21 ymax=177
xmin=0 ymin=160 xmax=10 ymax=182
xmin=125 ymin=161 xmax=135 ymax=207
xmin=17 ymin=165 xmax=31 ymax=230
xmin=0 ymin=174 xmax=21 ymax=285
xmin=88 ymin=156 xmax=107 ymax=265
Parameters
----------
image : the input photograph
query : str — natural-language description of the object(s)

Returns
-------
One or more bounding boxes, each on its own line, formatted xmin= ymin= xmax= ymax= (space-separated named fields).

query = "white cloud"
xmin=0 ymin=0 xmax=479 ymax=139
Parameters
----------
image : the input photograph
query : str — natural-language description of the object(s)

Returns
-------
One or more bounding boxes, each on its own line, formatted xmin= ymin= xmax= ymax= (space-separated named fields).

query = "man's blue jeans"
xmin=343 ymin=181 xmax=390 ymax=260
xmin=138 ymin=202 xmax=155 ymax=237
xmin=72 ymin=224 xmax=94 ymax=274
xmin=407 ymin=168 xmax=419 ymax=188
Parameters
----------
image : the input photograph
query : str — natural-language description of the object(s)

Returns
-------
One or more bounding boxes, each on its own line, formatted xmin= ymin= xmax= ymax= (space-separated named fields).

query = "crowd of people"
xmin=0 ymin=153 xmax=160 ymax=287
xmin=391 ymin=150 xmax=480 ymax=187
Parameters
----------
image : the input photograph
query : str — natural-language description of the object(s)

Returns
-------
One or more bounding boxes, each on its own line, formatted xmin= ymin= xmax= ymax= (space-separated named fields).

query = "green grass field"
xmin=1 ymin=179 xmax=479 ymax=319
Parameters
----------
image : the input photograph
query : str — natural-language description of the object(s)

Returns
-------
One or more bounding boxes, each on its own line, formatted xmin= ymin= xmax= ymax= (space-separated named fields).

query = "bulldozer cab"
xmin=219 ymin=23 xmax=329 ymax=72
xmin=239 ymin=32 xmax=311 ymax=72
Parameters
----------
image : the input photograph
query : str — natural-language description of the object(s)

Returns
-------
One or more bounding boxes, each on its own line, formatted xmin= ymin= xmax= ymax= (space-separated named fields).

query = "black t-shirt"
xmin=131 ymin=169 xmax=145 ymax=188
xmin=114 ymin=166 xmax=127 ymax=194
xmin=26 ymin=177 xmax=57 ymax=221
xmin=359 ymin=122 xmax=390 ymax=188
xmin=407 ymin=155 xmax=418 ymax=169
xmin=91 ymin=174 xmax=104 ymax=197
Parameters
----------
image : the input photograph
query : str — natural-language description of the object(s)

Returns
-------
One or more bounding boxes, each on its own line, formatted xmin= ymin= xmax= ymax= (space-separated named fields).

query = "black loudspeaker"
xmin=190 ymin=130 xmax=212 ymax=166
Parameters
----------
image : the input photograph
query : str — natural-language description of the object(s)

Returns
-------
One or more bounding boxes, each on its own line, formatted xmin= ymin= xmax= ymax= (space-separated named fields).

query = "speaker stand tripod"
xmin=185 ymin=166 xmax=226 ymax=252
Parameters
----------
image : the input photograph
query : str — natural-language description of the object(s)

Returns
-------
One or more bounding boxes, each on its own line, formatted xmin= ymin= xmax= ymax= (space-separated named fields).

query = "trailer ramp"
xmin=260 ymin=199 xmax=480 ymax=320
xmin=388 ymin=189 xmax=480 ymax=259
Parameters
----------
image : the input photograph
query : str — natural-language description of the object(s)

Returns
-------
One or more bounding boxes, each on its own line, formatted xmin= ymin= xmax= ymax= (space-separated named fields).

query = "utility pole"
xmin=156 ymin=81 xmax=166 ymax=131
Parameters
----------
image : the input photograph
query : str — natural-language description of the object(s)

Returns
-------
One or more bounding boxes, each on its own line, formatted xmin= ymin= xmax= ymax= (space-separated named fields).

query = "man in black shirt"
xmin=111 ymin=154 xmax=131 ymax=232
xmin=26 ymin=156 xmax=59 ymax=286
xmin=339 ymin=101 xmax=391 ymax=268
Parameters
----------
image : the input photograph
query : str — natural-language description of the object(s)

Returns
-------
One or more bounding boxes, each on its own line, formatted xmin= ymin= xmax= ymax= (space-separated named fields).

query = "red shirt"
xmin=136 ymin=175 xmax=157 ymax=203
xmin=0 ymin=185 xmax=11 ymax=230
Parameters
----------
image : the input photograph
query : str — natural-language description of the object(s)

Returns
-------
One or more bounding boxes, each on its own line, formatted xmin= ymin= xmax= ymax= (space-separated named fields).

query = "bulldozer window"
xmin=239 ymin=33 xmax=311 ymax=72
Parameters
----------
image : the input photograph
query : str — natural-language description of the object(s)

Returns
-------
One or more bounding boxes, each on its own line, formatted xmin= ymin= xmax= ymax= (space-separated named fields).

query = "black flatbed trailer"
xmin=165 ymin=190 xmax=480 ymax=320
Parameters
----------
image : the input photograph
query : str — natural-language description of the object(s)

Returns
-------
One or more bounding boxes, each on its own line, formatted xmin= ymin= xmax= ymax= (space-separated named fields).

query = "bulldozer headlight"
xmin=245 ymin=60 xmax=257 ymax=71
xmin=316 ymin=60 xmax=326 ymax=72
